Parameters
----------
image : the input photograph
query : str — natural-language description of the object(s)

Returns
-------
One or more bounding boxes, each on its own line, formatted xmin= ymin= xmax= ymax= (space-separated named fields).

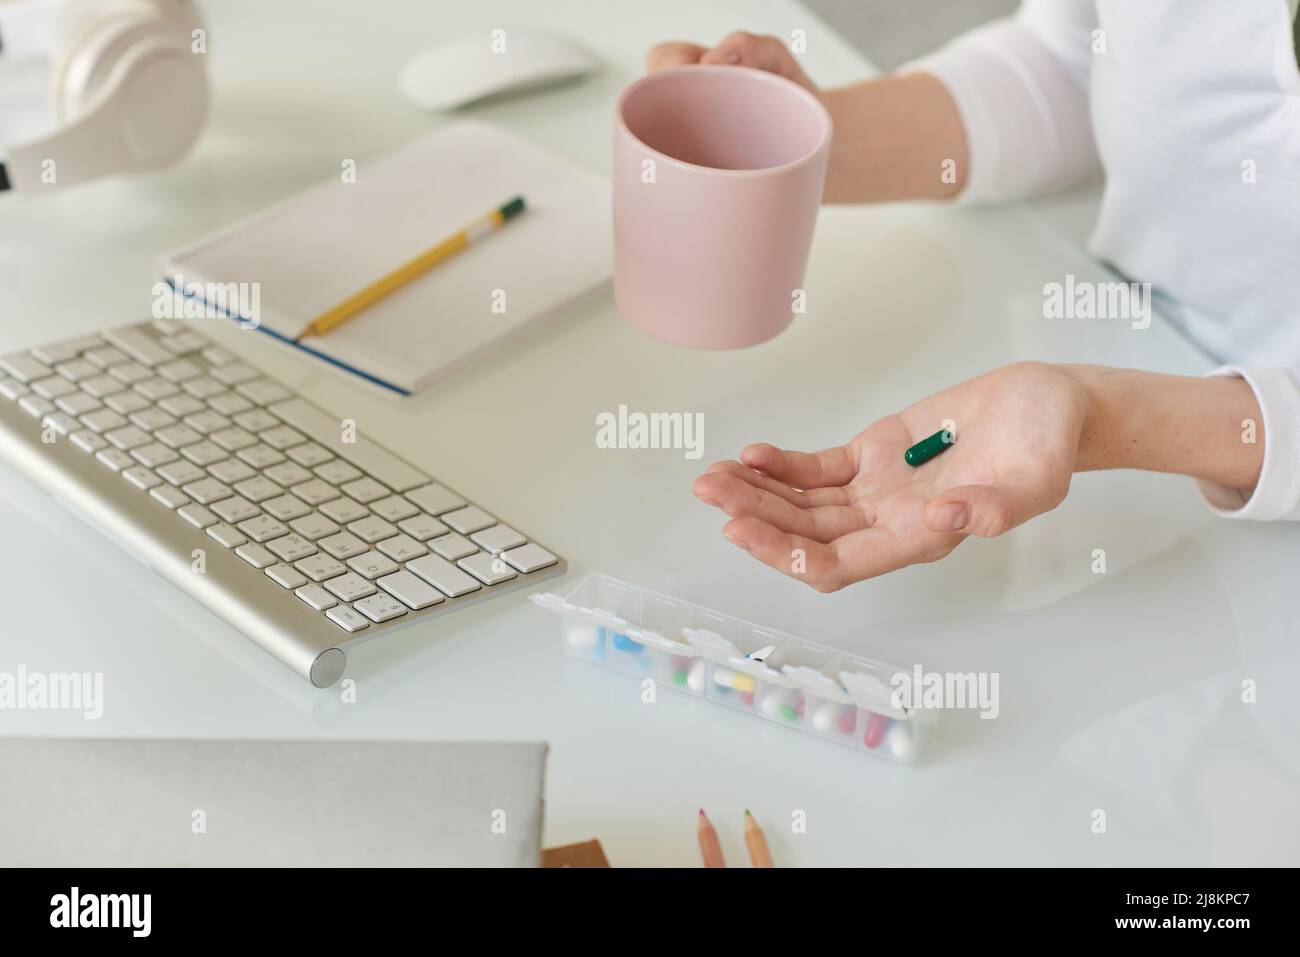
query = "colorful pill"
xmin=864 ymin=712 xmax=890 ymax=749
xmin=671 ymin=669 xmax=689 ymax=687
xmin=780 ymin=704 xmax=799 ymax=722
xmin=611 ymin=633 xmax=643 ymax=654
xmin=904 ymin=429 xmax=954 ymax=467
xmin=712 ymin=668 xmax=755 ymax=693
xmin=740 ymin=691 xmax=754 ymax=706
xmin=836 ymin=707 xmax=856 ymax=735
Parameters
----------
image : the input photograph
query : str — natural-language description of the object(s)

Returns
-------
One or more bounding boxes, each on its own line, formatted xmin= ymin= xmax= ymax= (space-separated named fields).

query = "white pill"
xmin=812 ymin=701 xmax=839 ymax=732
xmin=885 ymin=722 xmax=917 ymax=762
xmin=564 ymin=621 xmax=600 ymax=653
xmin=687 ymin=660 xmax=706 ymax=693
xmin=760 ymin=690 xmax=784 ymax=716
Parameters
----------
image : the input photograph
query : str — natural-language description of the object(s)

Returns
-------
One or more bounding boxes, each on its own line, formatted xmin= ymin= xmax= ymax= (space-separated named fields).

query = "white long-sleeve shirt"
xmin=905 ymin=0 xmax=1300 ymax=520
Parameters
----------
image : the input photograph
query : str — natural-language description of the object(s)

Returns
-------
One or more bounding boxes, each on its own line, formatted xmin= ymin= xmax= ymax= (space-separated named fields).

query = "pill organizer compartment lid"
xmin=682 ymin=627 xmax=739 ymax=662
xmin=625 ymin=626 xmax=697 ymax=656
xmin=580 ymin=607 xmax=629 ymax=630
xmin=528 ymin=591 xmax=575 ymax=615
xmin=839 ymin=669 xmax=910 ymax=720
xmin=782 ymin=665 xmax=852 ymax=704
xmin=726 ymin=654 xmax=789 ymax=686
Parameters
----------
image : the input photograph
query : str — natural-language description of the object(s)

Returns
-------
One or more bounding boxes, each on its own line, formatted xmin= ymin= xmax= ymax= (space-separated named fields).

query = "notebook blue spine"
xmin=162 ymin=276 xmax=411 ymax=397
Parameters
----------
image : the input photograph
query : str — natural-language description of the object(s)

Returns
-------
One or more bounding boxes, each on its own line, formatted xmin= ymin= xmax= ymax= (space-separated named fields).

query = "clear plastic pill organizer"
xmin=530 ymin=575 xmax=937 ymax=763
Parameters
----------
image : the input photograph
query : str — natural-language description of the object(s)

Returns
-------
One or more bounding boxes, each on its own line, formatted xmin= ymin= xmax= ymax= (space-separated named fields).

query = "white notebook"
xmin=158 ymin=121 xmax=611 ymax=395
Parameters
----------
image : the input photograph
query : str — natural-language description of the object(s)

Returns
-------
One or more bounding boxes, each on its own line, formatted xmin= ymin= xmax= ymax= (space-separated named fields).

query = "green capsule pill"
xmin=904 ymin=429 xmax=954 ymax=467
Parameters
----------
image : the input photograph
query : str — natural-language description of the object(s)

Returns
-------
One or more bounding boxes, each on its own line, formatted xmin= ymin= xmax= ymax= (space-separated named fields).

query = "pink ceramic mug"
xmin=613 ymin=65 xmax=833 ymax=349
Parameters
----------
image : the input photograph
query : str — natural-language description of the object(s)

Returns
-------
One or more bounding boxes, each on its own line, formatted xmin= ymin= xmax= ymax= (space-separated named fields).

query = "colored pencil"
xmin=697 ymin=808 xmax=726 ymax=868
xmin=293 ymin=195 xmax=526 ymax=341
xmin=744 ymin=809 xmax=773 ymax=868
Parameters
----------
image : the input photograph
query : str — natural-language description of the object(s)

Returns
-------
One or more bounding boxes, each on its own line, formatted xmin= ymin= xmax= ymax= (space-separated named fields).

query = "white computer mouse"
xmin=400 ymin=29 xmax=598 ymax=112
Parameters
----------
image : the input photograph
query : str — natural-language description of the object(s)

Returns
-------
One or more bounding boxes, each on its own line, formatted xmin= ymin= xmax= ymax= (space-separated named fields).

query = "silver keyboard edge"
xmin=0 ymin=332 xmax=566 ymax=688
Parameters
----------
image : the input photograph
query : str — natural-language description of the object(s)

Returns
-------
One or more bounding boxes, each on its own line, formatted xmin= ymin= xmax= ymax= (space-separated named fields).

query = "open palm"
xmin=692 ymin=362 xmax=1090 ymax=591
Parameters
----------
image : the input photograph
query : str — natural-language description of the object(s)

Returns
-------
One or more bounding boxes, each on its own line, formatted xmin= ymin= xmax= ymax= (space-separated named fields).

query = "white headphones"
xmin=0 ymin=0 xmax=209 ymax=194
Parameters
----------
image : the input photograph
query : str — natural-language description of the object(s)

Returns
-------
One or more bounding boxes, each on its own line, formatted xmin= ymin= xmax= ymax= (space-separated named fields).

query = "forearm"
xmin=1065 ymin=364 xmax=1264 ymax=491
xmin=820 ymin=72 xmax=968 ymax=203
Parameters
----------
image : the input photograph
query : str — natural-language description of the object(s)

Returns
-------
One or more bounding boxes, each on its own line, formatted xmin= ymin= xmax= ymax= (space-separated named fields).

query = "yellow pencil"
xmin=744 ymin=809 xmax=773 ymax=868
xmin=293 ymin=195 xmax=526 ymax=341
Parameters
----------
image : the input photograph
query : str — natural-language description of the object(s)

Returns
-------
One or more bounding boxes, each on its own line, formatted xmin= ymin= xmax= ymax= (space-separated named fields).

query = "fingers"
xmin=701 ymin=31 xmax=797 ymax=79
xmin=703 ymin=460 xmax=851 ymax=507
xmin=722 ymin=518 xmax=923 ymax=592
xmin=740 ymin=442 xmax=858 ymax=490
xmin=694 ymin=469 xmax=869 ymax=541
xmin=645 ymin=42 xmax=708 ymax=71
xmin=924 ymin=482 xmax=1061 ymax=537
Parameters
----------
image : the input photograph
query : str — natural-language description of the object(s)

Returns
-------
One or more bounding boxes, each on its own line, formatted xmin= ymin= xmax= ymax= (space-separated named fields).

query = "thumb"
xmin=924 ymin=483 xmax=1041 ymax=538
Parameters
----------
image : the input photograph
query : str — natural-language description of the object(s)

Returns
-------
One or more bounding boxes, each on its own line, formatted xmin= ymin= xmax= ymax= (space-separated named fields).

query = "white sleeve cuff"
xmin=898 ymin=17 xmax=1098 ymax=203
xmin=1196 ymin=366 xmax=1300 ymax=521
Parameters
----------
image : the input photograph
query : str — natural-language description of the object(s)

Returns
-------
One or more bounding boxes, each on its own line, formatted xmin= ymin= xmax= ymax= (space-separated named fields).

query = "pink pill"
xmin=836 ymin=707 xmax=856 ymax=735
xmin=864 ymin=712 xmax=890 ymax=749
xmin=740 ymin=691 xmax=754 ymax=706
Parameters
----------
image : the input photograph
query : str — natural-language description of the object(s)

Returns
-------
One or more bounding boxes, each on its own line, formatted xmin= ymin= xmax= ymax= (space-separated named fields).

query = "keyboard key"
xmin=134 ymin=377 xmax=179 ymax=400
xmin=181 ymin=376 xmax=225 ymax=398
xmin=122 ymin=466 xmax=161 ymax=490
xmin=323 ymin=573 xmax=376 ymax=602
xmin=201 ymin=347 xmax=234 ymax=365
xmin=95 ymin=448 xmax=134 ymax=471
xmin=289 ymin=512 xmax=340 ymax=541
xmin=265 ymin=564 xmax=307 ymax=590
xmin=295 ymin=585 xmax=337 ymax=611
xmin=70 ymin=430 xmax=107 ymax=453
xmin=0 ymin=353 xmax=52 ymax=382
xmin=131 ymin=443 xmax=179 ymax=468
xmin=286 ymin=442 xmax=333 ymax=467
xmin=81 ymin=409 xmax=128 ymax=433
xmin=159 ymin=331 xmax=207 ymax=353
xmin=19 ymin=396 xmax=54 ymax=417
xmin=41 ymin=412 xmax=79 ymax=436
xmin=106 ymin=426 xmax=152 ymax=450
xmin=289 ymin=479 xmax=338 ymax=507
xmin=157 ymin=460 xmax=206 ymax=486
xmin=233 ymin=476 xmax=282 ymax=503
xmin=152 ymin=319 xmax=184 ymax=336
xmin=55 ymin=392 xmax=101 ymax=416
xmin=206 ymin=523 xmax=247 ymax=548
xmin=158 ymin=394 xmax=205 ymax=417
xmin=319 ymin=531 xmax=368 ymax=560
xmin=105 ymin=390 xmax=149 ymax=414
xmin=207 ymin=391 xmax=252 ymax=415
xmin=470 ymin=524 xmax=527 ymax=555
xmin=104 ymin=325 xmax=173 ymax=365
xmin=183 ymin=410 xmax=230 ymax=434
xmin=269 ymin=398 xmax=432 ymax=492
xmin=210 ymin=427 xmax=257 ymax=451
xmin=353 ymin=593 xmax=407 ymax=623
xmin=182 ymin=478 xmax=232 ymax=505
xmin=158 ymin=359 xmax=203 ymax=383
xmin=263 ymin=494 xmax=310 ymax=522
xmin=325 ymin=605 xmax=370 ymax=633
xmin=314 ymin=459 xmax=361 ymax=485
xmin=107 ymin=362 xmax=151 ymax=385
xmin=348 ymin=515 xmax=397 ymax=544
xmin=210 ymin=496 xmax=260 ymax=524
xmin=377 ymin=570 xmax=445 ymax=610
xmin=235 ymin=543 xmax=276 ymax=569
xmin=405 ymin=484 xmax=465 ymax=516
xmin=0 ymin=376 xmax=28 ymax=400
xmin=319 ymin=496 xmax=368 ymax=524
xmin=180 ymin=441 xmax=226 ymax=466
xmin=236 ymin=443 xmax=284 ymax=469
xmin=233 ymin=408 xmax=278 ymax=432
xmin=150 ymin=485 xmax=191 ymax=509
xmin=32 ymin=375 xmax=77 ymax=399
xmin=407 ymin=554 xmax=481 ymax=598
xmin=238 ymin=380 xmax=292 ymax=405
xmin=502 ymin=543 xmax=558 ymax=574
xmin=430 ymin=533 xmax=477 ymax=561
xmin=155 ymin=424 xmax=202 ymax=449
xmin=264 ymin=461 xmax=312 ymax=487
xmin=78 ymin=374 xmax=123 ymax=398
xmin=84 ymin=347 xmax=128 ymax=369
xmin=259 ymin=425 xmax=306 ymax=451
xmin=178 ymin=504 xmax=218 ymax=529
xmin=30 ymin=338 xmax=97 ymax=364
xmin=443 ymin=506 xmax=494 ymax=534
xmin=376 ymin=534 xmax=428 ymax=563
xmin=237 ymin=515 xmax=288 ymax=543
xmin=398 ymin=513 xmax=449 ymax=541
xmin=129 ymin=407 xmax=175 ymax=431
xmin=54 ymin=359 xmax=99 ymax=382
xmin=346 ymin=551 xmax=400 ymax=580
xmin=294 ymin=553 xmax=347 ymax=583
xmin=370 ymin=495 xmax=419 ymax=523
xmin=207 ymin=458 xmax=256 ymax=484
xmin=458 ymin=551 xmax=518 ymax=585
xmin=267 ymin=534 xmax=316 ymax=563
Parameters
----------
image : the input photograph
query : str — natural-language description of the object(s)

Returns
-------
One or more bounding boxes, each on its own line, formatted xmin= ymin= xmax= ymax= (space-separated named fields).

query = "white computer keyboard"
xmin=0 ymin=319 xmax=564 ymax=686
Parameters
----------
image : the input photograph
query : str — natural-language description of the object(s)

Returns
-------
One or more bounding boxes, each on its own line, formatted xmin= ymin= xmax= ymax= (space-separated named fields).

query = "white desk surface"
xmin=2 ymin=0 xmax=1297 ymax=867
